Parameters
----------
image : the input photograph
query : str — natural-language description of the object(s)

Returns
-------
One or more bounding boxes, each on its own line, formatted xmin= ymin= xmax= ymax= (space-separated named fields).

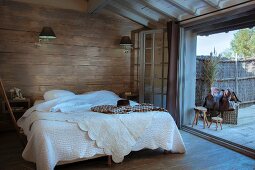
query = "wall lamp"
xmin=39 ymin=27 xmax=56 ymax=41
xmin=120 ymin=36 xmax=132 ymax=53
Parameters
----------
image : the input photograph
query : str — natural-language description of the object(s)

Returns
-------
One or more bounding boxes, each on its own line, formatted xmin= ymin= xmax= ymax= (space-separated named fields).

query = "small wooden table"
xmin=192 ymin=106 xmax=209 ymax=129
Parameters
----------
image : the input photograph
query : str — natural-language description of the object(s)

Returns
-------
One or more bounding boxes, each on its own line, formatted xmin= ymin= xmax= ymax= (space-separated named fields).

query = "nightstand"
xmin=1 ymin=98 xmax=30 ymax=120
xmin=120 ymin=92 xmax=139 ymax=102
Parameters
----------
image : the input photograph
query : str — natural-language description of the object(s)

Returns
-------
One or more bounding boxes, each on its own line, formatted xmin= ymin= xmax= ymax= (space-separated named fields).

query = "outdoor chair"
xmin=203 ymin=87 xmax=240 ymax=125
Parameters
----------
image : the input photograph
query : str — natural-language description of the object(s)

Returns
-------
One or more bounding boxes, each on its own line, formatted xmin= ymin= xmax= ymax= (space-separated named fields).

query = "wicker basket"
xmin=222 ymin=106 xmax=238 ymax=125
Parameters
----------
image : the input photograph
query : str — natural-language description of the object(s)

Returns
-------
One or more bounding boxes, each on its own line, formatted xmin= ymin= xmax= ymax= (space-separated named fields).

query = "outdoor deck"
xmin=188 ymin=105 xmax=255 ymax=150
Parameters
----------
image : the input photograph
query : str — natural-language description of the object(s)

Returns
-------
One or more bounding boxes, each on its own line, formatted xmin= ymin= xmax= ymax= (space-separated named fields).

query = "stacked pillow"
xmin=43 ymin=90 xmax=75 ymax=101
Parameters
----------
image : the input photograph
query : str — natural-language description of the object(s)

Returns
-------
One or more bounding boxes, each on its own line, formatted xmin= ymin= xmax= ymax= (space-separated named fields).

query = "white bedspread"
xmin=17 ymin=90 xmax=186 ymax=170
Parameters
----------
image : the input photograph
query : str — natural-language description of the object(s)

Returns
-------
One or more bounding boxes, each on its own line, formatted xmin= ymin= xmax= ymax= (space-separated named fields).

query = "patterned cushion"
xmin=91 ymin=103 xmax=167 ymax=114
xmin=91 ymin=105 xmax=117 ymax=114
xmin=112 ymin=106 xmax=133 ymax=114
xmin=133 ymin=104 xmax=167 ymax=112
xmin=91 ymin=105 xmax=132 ymax=114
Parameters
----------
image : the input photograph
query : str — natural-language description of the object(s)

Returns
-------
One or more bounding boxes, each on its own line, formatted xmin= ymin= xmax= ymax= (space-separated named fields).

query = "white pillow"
xmin=43 ymin=90 xmax=75 ymax=101
xmin=33 ymin=100 xmax=45 ymax=106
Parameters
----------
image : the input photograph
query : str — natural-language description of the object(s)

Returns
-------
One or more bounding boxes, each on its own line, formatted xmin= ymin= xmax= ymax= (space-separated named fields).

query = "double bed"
xmin=17 ymin=90 xmax=186 ymax=170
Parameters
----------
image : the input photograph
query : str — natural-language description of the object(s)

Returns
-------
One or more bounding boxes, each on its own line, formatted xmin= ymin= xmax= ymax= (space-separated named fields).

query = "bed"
xmin=17 ymin=90 xmax=186 ymax=170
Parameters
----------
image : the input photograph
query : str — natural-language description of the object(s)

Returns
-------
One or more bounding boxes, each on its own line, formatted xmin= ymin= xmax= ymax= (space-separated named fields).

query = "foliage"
xmin=220 ymin=48 xmax=234 ymax=59
xmin=202 ymin=55 xmax=220 ymax=88
xmin=231 ymin=28 xmax=255 ymax=58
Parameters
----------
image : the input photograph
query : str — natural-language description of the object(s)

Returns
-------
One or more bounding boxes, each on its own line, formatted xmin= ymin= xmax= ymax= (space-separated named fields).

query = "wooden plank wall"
xmin=0 ymin=1 xmax=142 ymax=102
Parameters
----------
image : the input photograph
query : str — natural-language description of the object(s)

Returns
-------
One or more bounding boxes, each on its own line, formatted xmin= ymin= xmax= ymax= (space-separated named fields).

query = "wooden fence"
xmin=196 ymin=56 xmax=255 ymax=107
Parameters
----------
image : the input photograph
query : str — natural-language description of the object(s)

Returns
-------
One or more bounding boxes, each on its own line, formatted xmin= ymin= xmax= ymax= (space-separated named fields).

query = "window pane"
xmin=154 ymin=78 xmax=162 ymax=93
xmin=154 ymin=47 xmax=163 ymax=64
xmin=145 ymin=34 xmax=152 ymax=48
xmin=164 ymin=64 xmax=168 ymax=79
xmin=155 ymin=32 xmax=163 ymax=48
xmin=145 ymin=65 xmax=151 ymax=78
xmin=154 ymin=94 xmax=162 ymax=107
xmin=163 ymin=95 xmax=167 ymax=108
xmin=145 ymin=49 xmax=152 ymax=64
xmin=154 ymin=65 xmax=162 ymax=79
xmin=163 ymin=79 xmax=167 ymax=94
xmin=164 ymin=32 xmax=168 ymax=47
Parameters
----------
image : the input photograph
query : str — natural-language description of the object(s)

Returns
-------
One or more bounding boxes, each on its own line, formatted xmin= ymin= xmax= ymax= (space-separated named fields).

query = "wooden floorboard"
xmin=0 ymin=131 xmax=254 ymax=170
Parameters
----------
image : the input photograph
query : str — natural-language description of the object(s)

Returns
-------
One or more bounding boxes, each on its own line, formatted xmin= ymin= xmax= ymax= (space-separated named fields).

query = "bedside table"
xmin=1 ymin=98 xmax=30 ymax=120
xmin=120 ymin=92 xmax=139 ymax=102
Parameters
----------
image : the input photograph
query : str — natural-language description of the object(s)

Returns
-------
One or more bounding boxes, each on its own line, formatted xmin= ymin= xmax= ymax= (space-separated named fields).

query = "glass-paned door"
xmin=139 ymin=29 xmax=168 ymax=108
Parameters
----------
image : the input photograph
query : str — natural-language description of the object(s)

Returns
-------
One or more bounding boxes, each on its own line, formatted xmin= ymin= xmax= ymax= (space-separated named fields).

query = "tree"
xmin=231 ymin=28 xmax=255 ymax=58
xmin=220 ymin=48 xmax=234 ymax=59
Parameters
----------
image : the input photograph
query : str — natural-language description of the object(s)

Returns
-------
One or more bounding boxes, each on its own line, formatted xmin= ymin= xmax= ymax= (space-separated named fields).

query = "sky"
xmin=196 ymin=30 xmax=238 ymax=56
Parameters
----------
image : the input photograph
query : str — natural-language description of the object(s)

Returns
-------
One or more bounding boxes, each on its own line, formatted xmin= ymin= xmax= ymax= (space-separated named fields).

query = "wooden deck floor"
xmin=0 ymin=131 xmax=254 ymax=170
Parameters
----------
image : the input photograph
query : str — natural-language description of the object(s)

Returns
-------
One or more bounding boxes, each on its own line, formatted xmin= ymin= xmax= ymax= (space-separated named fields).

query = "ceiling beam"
xmin=114 ymin=0 xmax=158 ymax=22
xmin=165 ymin=0 xmax=197 ymax=15
xmin=181 ymin=2 xmax=255 ymax=28
xmin=105 ymin=4 xmax=150 ymax=27
xmin=195 ymin=14 xmax=255 ymax=35
xmin=219 ymin=0 xmax=255 ymax=9
xmin=201 ymin=0 xmax=221 ymax=9
xmin=198 ymin=21 xmax=255 ymax=36
xmin=87 ymin=0 xmax=111 ymax=14
xmin=138 ymin=0 xmax=176 ymax=20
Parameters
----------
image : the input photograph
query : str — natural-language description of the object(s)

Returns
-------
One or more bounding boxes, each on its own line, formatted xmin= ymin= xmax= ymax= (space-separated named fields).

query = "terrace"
xmin=188 ymin=105 xmax=255 ymax=150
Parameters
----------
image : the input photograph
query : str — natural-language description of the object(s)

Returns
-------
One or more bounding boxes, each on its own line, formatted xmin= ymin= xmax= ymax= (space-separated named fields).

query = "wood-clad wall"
xmin=0 ymin=1 xmax=142 ymax=101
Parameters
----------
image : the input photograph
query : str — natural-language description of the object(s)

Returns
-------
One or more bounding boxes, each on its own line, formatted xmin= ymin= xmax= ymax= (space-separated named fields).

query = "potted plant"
xmin=202 ymin=54 xmax=220 ymax=93
xmin=202 ymin=54 xmax=220 ymax=120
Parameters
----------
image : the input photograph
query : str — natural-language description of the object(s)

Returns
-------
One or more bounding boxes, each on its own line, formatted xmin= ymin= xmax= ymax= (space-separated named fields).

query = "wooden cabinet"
xmin=1 ymin=99 xmax=30 ymax=120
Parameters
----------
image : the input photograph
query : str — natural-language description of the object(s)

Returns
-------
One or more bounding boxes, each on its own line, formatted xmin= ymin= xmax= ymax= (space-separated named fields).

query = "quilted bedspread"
xmin=17 ymin=91 xmax=186 ymax=170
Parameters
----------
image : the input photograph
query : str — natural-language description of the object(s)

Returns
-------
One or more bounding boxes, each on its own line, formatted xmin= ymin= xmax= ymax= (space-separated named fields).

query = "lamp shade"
xmin=39 ymin=27 xmax=56 ymax=39
xmin=120 ymin=36 xmax=132 ymax=45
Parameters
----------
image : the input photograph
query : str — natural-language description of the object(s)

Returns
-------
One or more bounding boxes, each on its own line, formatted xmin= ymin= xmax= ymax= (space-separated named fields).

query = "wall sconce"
xmin=120 ymin=36 xmax=132 ymax=53
xmin=35 ymin=27 xmax=56 ymax=47
xmin=39 ymin=27 xmax=56 ymax=41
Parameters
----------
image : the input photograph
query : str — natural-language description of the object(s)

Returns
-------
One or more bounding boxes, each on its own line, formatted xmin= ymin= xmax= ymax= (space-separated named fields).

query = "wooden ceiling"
xmin=106 ymin=0 xmax=254 ymax=26
xmin=9 ymin=0 xmax=255 ymax=28
xmin=89 ymin=0 xmax=255 ymax=28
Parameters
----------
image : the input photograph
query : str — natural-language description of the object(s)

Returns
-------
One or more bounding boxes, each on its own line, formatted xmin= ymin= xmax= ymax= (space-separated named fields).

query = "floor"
xmin=189 ymin=105 xmax=255 ymax=150
xmin=1 ymin=131 xmax=254 ymax=170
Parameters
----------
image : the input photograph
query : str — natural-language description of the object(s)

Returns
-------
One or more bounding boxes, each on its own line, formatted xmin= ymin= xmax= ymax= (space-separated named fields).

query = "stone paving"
xmin=189 ymin=105 xmax=255 ymax=149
